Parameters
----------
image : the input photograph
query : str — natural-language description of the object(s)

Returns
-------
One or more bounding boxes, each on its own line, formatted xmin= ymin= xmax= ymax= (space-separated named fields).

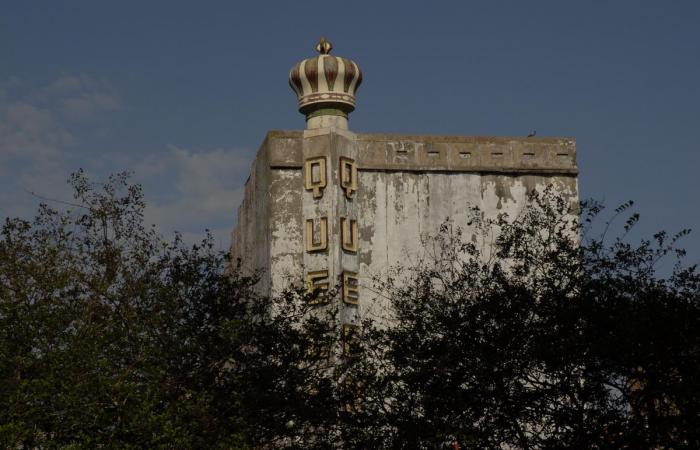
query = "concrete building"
xmin=230 ymin=38 xmax=578 ymax=329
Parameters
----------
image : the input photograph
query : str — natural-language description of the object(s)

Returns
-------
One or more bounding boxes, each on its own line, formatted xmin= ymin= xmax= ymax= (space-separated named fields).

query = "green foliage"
xmin=0 ymin=170 xmax=338 ymax=449
xmin=338 ymin=187 xmax=700 ymax=449
xmin=2 ymin=173 xmax=698 ymax=449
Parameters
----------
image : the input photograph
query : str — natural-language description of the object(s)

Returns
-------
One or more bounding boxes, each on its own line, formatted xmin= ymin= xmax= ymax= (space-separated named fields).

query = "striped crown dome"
xmin=289 ymin=38 xmax=362 ymax=119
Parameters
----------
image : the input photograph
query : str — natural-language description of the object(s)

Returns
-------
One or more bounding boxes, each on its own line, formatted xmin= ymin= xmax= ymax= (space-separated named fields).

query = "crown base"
xmin=303 ymin=105 xmax=350 ymax=130
xmin=306 ymin=107 xmax=348 ymax=120
xmin=298 ymin=93 xmax=356 ymax=110
xmin=306 ymin=113 xmax=348 ymax=130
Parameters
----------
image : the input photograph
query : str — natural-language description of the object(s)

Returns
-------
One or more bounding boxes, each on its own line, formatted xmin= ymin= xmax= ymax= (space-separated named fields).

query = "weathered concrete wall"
xmin=355 ymin=171 xmax=577 ymax=320
xmin=231 ymin=130 xmax=578 ymax=318
xmin=230 ymin=137 xmax=271 ymax=292
xmin=231 ymin=133 xmax=303 ymax=295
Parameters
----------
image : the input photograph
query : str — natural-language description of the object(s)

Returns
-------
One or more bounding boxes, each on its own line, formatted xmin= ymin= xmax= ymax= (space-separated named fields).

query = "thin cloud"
xmin=40 ymin=74 xmax=122 ymax=120
xmin=0 ymin=74 xmax=121 ymax=160
xmin=132 ymin=146 xmax=251 ymax=248
xmin=0 ymin=74 xmax=122 ymax=218
xmin=0 ymin=101 xmax=75 ymax=160
xmin=0 ymin=74 xmax=249 ymax=249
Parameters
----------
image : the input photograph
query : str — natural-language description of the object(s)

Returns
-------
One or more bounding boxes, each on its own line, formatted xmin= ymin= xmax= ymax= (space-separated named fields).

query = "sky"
xmin=1 ymin=1 xmax=699 ymax=266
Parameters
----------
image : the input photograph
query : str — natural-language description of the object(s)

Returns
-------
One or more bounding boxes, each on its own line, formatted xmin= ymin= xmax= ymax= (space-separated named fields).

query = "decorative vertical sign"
xmin=306 ymin=270 xmax=329 ymax=304
xmin=342 ymin=377 xmax=363 ymax=412
xmin=305 ymin=217 xmax=328 ymax=252
xmin=304 ymin=156 xmax=327 ymax=199
xmin=339 ymin=157 xmax=357 ymax=199
xmin=340 ymin=217 xmax=358 ymax=253
xmin=342 ymin=323 xmax=360 ymax=355
xmin=301 ymin=133 xmax=361 ymax=318
xmin=342 ymin=271 xmax=360 ymax=305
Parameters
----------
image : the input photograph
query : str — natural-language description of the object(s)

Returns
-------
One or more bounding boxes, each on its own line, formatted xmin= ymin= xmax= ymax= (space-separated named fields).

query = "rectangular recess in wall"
xmin=392 ymin=144 xmax=409 ymax=161
xmin=458 ymin=151 xmax=471 ymax=159
xmin=427 ymin=150 xmax=440 ymax=157
xmin=491 ymin=152 xmax=503 ymax=158
xmin=523 ymin=152 xmax=535 ymax=160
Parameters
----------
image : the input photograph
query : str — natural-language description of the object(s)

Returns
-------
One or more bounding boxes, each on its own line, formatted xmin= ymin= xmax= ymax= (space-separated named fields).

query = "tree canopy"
xmin=0 ymin=171 xmax=338 ymax=449
xmin=1 ymin=174 xmax=698 ymax=449
xmin=340 ymin=190 xmax=700 ymax=449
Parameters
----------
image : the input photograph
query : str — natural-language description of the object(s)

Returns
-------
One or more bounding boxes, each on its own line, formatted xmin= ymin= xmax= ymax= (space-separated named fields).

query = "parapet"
xmin=259 ymin=130 xmax=577 ymax=175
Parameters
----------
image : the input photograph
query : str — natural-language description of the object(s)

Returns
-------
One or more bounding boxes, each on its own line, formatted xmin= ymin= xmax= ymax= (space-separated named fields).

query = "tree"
xmin=0 ymin=170 xmax=339 ymax=449
xmin=2 ymin=172 xmax=698 ymax=449
xmin=338 ymin=188 xmax=700 ymax=449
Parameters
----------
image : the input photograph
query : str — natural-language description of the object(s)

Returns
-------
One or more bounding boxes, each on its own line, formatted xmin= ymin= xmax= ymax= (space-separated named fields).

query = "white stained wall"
xmin=355 ymin=170 xmax=578 ymax=322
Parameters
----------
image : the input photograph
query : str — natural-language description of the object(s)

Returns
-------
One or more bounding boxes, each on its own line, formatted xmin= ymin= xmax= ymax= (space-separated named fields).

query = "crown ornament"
xmin=289 ymin=37 xmax=362 ymax=122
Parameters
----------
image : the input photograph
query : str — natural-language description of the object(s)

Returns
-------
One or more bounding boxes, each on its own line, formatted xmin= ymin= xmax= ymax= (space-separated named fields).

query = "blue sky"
xmin=2 ymin=1 xmax=699 ymax=266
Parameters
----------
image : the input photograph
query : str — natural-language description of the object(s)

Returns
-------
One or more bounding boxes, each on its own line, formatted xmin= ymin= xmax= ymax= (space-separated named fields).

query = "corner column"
xmin=301 ymin=128 xmax=360 ymax=339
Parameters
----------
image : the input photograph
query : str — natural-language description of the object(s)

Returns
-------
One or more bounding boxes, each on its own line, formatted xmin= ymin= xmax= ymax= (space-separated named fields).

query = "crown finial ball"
xmin=316 ymin=37 xmax=332 ymax=55
xmin=289 ymin=38 xmax=363 ymax=128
